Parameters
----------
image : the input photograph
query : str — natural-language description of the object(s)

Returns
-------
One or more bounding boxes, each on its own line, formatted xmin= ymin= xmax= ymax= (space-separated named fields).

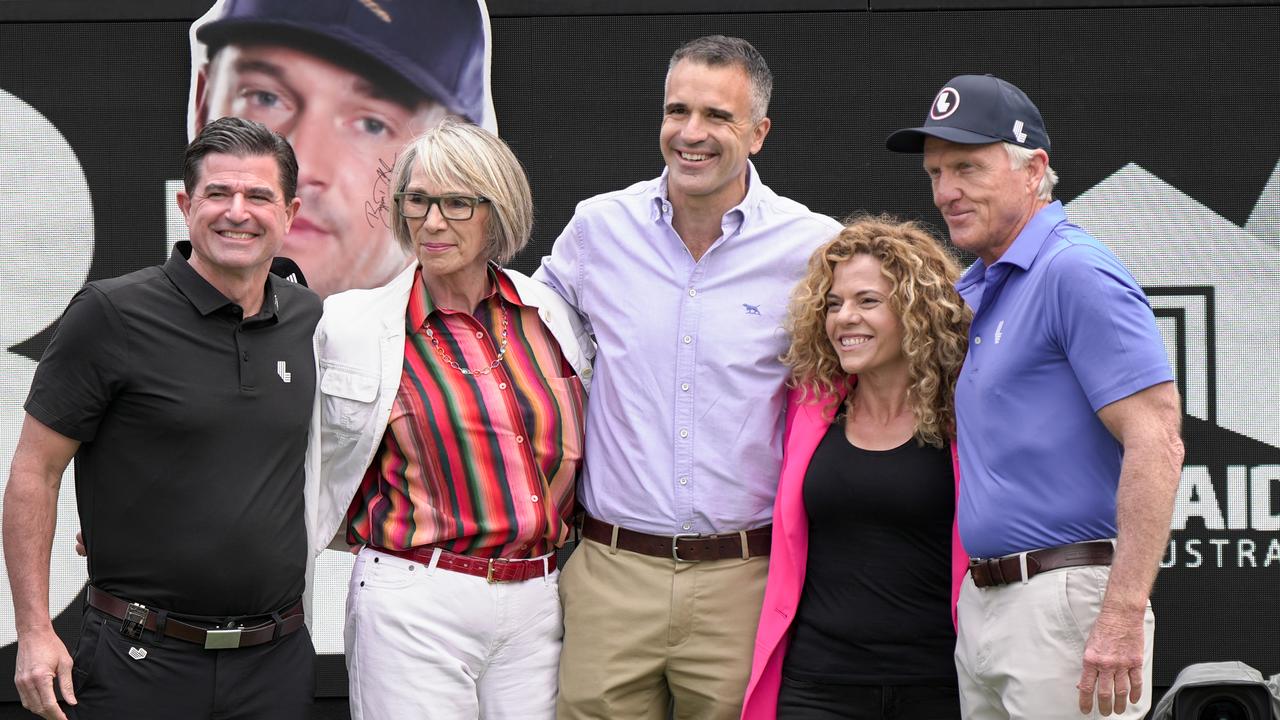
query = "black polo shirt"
xmin=25 ymin=243 xmax=320 ymax=616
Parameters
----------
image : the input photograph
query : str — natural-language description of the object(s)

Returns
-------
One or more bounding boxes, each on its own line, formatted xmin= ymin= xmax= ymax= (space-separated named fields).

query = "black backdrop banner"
xmin=2 ymin=1 xmax=1279 ymax=701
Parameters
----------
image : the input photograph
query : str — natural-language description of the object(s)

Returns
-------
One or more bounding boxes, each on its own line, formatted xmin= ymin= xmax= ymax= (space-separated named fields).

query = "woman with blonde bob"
xmin=307 ymin=119 xmax=593 ymax=719
xmin=741 ymin=216 xmax=971 ymax=720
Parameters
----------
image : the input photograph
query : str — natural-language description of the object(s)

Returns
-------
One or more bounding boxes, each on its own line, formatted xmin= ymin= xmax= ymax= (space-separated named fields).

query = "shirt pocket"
xmin=319 ymin=362 xmax=379 ymax=438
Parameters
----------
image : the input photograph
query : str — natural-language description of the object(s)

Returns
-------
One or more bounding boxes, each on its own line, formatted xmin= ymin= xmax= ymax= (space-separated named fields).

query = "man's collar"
xmin=650 ymin=160 xmax=761 ymax=225
xmin=994 ymin=200 xmax=1067 ymax=271
xmin=955 ymin=201 xmax=1067 ymax=293
xmin=163 ymin=242 xmax=235 ymax=316
xmin=163 ymin=241 xmax=280 ymax=322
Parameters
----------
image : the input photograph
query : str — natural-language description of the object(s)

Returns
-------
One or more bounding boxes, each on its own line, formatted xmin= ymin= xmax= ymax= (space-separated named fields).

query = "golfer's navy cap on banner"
xmin=886 ymin=74 xmax=1050 ymax=154
xmin=198 ymin=0 xmax=486 ymax=124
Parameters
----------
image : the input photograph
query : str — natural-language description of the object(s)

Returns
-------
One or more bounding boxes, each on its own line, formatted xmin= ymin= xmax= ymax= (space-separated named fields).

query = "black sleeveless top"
xmin=783 ymin=422 xmax=957 ymax=685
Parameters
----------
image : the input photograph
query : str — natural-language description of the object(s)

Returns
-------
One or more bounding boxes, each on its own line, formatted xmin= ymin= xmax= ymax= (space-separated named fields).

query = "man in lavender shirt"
xmin=536 ymin=35 xmax=840 ymax=719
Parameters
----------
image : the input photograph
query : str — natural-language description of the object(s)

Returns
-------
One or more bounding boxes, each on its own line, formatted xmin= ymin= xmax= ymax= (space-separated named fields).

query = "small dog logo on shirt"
xmin=742 ymin=304 xmax=761 ymax=316
xmin=277 ymin=361 xmax=292 ymax=383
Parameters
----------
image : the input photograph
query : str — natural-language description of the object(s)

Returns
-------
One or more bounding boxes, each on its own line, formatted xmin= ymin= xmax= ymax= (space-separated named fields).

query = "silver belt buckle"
xmin=204 ymin=626 xmax=243 ymax=650
xmin=672 ymin=533 xmax=700 ymax=562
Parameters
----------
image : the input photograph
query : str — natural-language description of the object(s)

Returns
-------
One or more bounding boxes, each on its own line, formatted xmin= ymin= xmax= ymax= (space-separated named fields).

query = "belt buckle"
xmin=204 ymin=622 xmax=243 ymax=650
xmin=120 ymin=602 xmax=148 ymax=640
xmin=486 ymin=558 xmax=498 ymax=584
xmin=672 ymin=533 xmax=700 ymax=562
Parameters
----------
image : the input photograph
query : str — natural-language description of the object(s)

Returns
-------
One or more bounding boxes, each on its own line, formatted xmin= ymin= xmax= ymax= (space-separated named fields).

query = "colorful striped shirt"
xmin=346 ymin=267 xmax=586 ymax=559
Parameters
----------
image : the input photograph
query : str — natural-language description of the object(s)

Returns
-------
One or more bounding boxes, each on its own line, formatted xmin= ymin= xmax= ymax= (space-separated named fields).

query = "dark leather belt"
xmin=969 ymin=540 xmax=1114 ymax=588
xmin=581 ymin=515 xmax=771 ymax=562
xmin=374 ymin=546 xmax=556 ymax=583
xmin=86 ymin=586 xmax=304 ymax=650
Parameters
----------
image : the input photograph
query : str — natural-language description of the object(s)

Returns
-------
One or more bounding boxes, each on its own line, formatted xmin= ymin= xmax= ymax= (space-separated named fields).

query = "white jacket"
xmin=302 ymin=262 xmax=594 ymax=556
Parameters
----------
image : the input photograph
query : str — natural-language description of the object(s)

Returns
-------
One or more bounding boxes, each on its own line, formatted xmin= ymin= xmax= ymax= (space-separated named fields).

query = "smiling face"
xmin=198 ymin=43 xmax=449 ymax=297
xmin=825 ymin=255 xmax=906 ymax=381
xmin=660 ymin=59 xmax=771 ymax=214
xmin=405 ymin=163 xmax=491 ymax=287
xmin=177 ymin=151 xmax=300 ymax=282
xmin=922 ymin=138 xmax=1046 ymax=265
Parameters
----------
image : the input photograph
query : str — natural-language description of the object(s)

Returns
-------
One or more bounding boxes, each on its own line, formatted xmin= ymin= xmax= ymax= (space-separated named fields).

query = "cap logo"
xmin=1013 ymin=120 xmax=1027 ymax=144
xmin=358 ymin=0 xmax=393 ymax=23
xmin=931 ymin=87 xmax=960 ymax=120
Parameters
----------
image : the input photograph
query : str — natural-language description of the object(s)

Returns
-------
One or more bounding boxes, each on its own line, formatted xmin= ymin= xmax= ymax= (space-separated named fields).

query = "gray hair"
xmin=184 ymin=116 xmax=298 ymax=201
xmin=390 ymin=119 xmax=533 ymax=265
xmin=668 ymin=35 xmax=772 ymax=122
xmin=1004 ymin=143 xmax=1058 ymax=201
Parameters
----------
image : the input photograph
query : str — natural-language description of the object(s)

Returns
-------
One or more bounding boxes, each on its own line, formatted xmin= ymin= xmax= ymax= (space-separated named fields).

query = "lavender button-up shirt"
xmin=535 ymin=164 xmax=840 ymax=535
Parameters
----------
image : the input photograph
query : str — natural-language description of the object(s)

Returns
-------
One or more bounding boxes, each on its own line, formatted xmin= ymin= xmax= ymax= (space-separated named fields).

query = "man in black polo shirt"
xmin=3 ymin=117 xmax=321 ymax=720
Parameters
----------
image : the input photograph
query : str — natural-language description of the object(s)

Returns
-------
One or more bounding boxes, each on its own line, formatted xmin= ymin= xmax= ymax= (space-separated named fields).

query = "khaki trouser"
xmin=557 ymin=536 xmax=769 ymax=720
xmin=956 ymin=565 xmax=1155 ymax=720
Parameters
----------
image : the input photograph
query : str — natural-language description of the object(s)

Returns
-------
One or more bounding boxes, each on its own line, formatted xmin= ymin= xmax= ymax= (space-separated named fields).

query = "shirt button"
xmin=975 ymin=337 xmax=982 ymax=345
xmin=688 ymin=288 xmax=697 ymax=297
xmin=582 ymin=367 xmax=593 ymax=378
xmin=679 ymin=428 xmax=689 ymax=438
xmin=516 ymin=435 xmax=525 ymax=444
xmin=531 ymin=494 xmax=539 ymax=502
xmin=682 ymin=522 xmax=692 ymax=530
xmin=679 ymin=477 xmax=688 ymax=485
xmin=682 ymin=335 xmax=692 ymax=344
xmin=499 ymin=382 xmax=508 ymax=390
xmin=681 ymin=383 xmax=690 ymax=392
xmin=476 ymin=331 xmax=484 ymax=339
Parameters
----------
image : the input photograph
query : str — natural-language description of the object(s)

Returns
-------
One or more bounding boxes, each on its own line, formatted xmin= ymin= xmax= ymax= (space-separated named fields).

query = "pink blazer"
xmin=740 ymin=385 xmax=968 ymax=720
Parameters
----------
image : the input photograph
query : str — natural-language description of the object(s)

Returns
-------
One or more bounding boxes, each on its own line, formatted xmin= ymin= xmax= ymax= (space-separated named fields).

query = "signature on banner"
xmin=365 ymin=155 xmax=396 ymax=229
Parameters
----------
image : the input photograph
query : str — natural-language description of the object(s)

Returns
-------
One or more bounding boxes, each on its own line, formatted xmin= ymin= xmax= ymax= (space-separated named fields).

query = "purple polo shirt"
xmin=535 ymin=163 xmax=840 ymax=535
xmin=954 ymin=201 xmax=1173 ymax=558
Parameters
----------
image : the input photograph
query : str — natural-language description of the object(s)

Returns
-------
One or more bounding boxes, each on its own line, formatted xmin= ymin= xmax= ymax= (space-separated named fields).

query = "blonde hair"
xmin=390 ymin=118 xmax=533 ymax=265
xmin=782 ymin=215 xmax=971 ymax=447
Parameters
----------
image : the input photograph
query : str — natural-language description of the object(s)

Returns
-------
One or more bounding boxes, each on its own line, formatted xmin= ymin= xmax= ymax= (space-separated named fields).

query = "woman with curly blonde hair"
xmin=742 ymin=216 xmax=972 ymax=720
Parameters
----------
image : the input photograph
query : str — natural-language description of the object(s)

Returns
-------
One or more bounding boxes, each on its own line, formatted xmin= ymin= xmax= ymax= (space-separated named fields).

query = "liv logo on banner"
xmin=0 ymin=88 xmax=95 ymax=646
xmin=1068 ymin=161 xmax=1280 ymax=571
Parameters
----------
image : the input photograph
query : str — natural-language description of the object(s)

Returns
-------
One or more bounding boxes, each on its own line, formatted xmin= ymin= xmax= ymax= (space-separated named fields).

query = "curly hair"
xmin=782 ymin=215 xmax=971 ymax=447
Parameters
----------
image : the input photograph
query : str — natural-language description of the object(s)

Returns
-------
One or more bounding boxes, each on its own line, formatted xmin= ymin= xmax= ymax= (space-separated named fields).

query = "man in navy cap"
xmin=191 ymin=0 xmax=490 ymax=299
xmin=887 ymin=75 xmax=1183 ymax=719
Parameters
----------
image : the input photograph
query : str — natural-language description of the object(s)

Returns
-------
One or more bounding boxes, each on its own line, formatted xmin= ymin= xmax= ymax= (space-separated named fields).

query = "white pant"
xmin=345 ymin=547 xmax=562 ymax=720
xmin=955 ymin=565 xmax=1154 ymax=720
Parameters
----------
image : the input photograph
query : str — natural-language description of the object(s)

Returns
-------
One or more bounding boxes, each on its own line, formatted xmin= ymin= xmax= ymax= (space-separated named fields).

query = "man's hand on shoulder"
xmin=14 ymin=624 xmax=75 ymax=720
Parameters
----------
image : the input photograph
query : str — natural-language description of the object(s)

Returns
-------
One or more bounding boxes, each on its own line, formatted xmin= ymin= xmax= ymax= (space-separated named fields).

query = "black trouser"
xmin=778 ymin=674 xmax=961 ymax=720
xmin=67 ymin=607 xmax=314 ymax=720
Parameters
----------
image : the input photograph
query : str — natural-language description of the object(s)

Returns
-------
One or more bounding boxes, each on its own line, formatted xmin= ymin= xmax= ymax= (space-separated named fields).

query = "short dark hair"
xmin=183 ymin=116 xmax=299 ymax=201
xmin=668 ymin=35 xmax=772 ymax=121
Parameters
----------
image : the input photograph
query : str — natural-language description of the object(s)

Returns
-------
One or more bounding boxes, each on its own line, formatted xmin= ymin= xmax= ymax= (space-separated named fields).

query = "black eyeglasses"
xmin=393 ymin=192 xmax=490 ymax=221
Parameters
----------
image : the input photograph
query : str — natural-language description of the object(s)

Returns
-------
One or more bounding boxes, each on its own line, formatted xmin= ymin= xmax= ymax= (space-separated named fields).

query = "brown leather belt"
xmin=374 ymin=546 xmax=556 ymax=583
xmin=581 ymin=515 xmax=771 ymax=562
xmin=86 ymin=586 xmax=305 ymax=650
xmin=969 ymin=540 xmax=1114 ymax=588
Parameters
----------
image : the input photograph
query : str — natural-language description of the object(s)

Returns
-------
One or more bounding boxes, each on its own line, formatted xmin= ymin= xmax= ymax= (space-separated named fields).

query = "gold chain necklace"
xmin=425 ymin=303 xmax=510 ymax=376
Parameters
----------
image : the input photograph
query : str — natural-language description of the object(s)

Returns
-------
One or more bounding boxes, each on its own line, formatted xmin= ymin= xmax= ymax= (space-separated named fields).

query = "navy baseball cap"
xmin=885 ymin=74 xmax=1050 ymax=154
xmin=197 ymin=0 xmax=486 ymax=124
